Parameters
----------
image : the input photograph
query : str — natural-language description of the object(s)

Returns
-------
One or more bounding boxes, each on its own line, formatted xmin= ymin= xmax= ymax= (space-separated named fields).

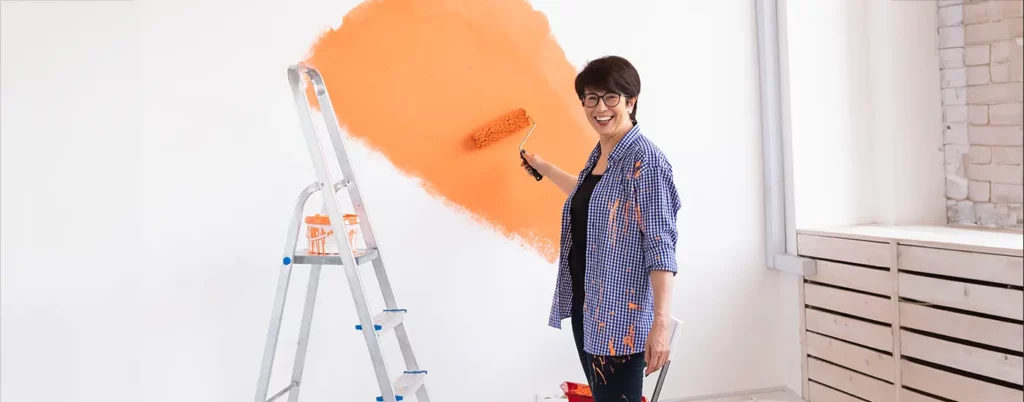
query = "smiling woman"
xmin=303 ymin=0 xmax=597 ymax=262
xmin=522 ymin=56 xmax=680 ymax=402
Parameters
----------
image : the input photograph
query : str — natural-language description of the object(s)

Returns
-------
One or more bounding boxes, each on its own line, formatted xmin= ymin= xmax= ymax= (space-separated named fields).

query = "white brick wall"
xmin=939 ymin=0 xmax=1023 ymax=229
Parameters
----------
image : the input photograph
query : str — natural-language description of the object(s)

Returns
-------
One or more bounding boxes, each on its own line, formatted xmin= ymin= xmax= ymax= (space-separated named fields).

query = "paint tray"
xmin=560 ymin=381 xmax=648 ymax=402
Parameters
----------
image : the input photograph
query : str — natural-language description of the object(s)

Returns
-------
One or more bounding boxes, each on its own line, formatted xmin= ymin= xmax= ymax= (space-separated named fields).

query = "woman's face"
xmin=581 ymin=88 xmax=635 ymax=137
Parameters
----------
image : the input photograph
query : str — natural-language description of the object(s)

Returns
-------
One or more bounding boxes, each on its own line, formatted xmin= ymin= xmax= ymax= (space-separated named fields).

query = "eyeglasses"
xmin=581 ymin=93 xmax=622 ymax=108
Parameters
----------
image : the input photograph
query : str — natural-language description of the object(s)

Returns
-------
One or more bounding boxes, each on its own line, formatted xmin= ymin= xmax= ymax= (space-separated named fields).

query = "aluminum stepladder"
xmin=253 ymin=62 xmax=429 ymax=402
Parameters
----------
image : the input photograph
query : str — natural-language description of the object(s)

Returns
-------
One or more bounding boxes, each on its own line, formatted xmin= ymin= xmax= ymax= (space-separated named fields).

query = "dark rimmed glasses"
xmin=581 ymin=93 xmax=622 ymax=108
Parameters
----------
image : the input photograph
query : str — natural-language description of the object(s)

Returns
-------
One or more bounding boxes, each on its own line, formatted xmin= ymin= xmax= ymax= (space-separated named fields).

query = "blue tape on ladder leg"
xmin=282 ymin=257 xmax=292 ymax=265
xmin=355 ymin=324 xmax=383 ymax=330
xmin=376 ymin=396 xmax=403 ymax=402
xmin=383 ymin=308 xmax=407 ymax=313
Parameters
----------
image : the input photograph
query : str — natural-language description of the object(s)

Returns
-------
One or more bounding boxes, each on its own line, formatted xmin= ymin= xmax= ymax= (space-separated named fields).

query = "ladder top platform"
xmin=291 ymin=248 xmax=379 ymax=266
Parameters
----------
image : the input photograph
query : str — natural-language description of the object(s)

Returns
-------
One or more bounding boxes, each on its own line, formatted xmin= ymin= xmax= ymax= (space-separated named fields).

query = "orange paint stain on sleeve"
xmin=303 ymin=0 xmax=596 ymax=262
xmin=627 ymin=302 xmax=638 ymax=310
xmin=608 ymin=339 xmax=616 ymax=355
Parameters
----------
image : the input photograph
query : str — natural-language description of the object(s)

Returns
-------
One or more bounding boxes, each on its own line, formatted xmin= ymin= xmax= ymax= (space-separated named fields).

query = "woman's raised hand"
xmin=521 ymin=151 xmax=549 ymax=173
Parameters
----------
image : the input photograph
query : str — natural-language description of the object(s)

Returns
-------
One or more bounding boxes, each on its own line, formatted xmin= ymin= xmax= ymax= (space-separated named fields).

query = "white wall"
xmin=1 ymin=1 xmax=791 ymax=401
xmin=0 ymin=2 xmax=143 ymax=401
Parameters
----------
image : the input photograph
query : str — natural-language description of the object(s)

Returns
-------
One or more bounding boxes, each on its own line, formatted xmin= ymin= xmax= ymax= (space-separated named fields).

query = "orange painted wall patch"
xmin=304 ymin=0 xmax=595 ymax=261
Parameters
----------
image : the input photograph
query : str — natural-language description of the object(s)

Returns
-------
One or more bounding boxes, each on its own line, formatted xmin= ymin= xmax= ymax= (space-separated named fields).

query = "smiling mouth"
xmin=595 ymin=116 xmax=612 ymax=122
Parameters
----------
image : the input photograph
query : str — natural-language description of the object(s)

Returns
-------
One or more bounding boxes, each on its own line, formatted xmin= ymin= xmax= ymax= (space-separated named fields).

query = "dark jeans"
xmin=571 ymin=298 xmax=645 ymax=402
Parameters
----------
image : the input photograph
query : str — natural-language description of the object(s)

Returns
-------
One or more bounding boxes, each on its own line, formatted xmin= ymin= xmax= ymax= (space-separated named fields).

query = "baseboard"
xmin=661 ymin=385 xmax=803 ymax=402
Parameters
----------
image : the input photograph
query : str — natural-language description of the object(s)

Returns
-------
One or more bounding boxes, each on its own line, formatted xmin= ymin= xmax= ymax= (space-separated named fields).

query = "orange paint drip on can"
xmin=304 ymin=213 xmax=362 ymax=255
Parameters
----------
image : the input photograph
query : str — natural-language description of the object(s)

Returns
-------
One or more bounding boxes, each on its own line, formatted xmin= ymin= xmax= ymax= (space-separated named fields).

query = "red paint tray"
xmin=560 ymin=381 xmax=648 ymax=402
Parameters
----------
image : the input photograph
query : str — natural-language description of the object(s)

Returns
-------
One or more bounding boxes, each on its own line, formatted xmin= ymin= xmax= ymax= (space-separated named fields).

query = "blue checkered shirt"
xmin=547 ymin=124 xmax=680 ymax=357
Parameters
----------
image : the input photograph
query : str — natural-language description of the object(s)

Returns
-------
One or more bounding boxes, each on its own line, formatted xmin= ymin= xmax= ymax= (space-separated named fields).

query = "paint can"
xmin=559 ymin=381 xmax=647 ymax=402
xmin=342 ymin=213 xmax=362 ymax=252
xmin=305 ymin=214 xmax=338 ymax=255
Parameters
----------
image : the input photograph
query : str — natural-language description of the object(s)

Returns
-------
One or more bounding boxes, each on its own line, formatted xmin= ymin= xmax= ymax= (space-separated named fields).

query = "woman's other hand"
xmin=644 ymin=317 xmax=672 ymax=376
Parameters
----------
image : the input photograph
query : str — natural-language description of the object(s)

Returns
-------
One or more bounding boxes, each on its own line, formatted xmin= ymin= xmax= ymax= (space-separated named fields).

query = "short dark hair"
xmin=574 ymin=55 xmax=641 ymax=123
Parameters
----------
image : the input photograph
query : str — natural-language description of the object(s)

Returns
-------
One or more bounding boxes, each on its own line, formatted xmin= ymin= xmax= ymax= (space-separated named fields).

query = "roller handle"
xmin=520 ymin=150 xmax=543 ymax=181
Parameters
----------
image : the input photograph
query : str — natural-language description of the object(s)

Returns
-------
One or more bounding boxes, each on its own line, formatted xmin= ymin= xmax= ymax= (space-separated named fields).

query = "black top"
xmin=569 ymin=172 xmax=602 ymax=311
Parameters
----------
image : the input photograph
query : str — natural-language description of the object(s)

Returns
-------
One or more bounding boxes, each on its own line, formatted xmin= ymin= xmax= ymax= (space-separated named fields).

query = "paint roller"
xmin=469 ymin=108 xmax=543 ymax=180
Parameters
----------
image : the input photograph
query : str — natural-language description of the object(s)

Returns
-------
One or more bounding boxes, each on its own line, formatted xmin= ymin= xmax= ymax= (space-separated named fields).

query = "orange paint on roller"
xmin=303 ymin=0 xmax=595 ymax=262
xmin=470 ymin=108 xmax=532 ymax=149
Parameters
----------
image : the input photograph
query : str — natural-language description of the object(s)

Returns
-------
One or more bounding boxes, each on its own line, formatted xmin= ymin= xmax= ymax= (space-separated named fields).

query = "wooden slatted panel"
xmin=805 ymin=283 xmax=892 ymax=324
xmin=797 ymin=226 xmax=1023 ymax=257
xmin=805 ymin=309 xmax=893 ymax=352
xmin=901 ymin=360 xmax=1024 ymax=402
xmin=898 ymin=273 xmax=1024 ymax=321
xmin=808 ymin=381 xmax=866 ymax=402
xmin=807 ymin=260 xmax=893 ymax=296
xmin=798 ymin=234 xmax=892 ymax=267
xmin=899 ymin=302 xmax=1024 ymax=353
xmin=808 ymin=358 xmax=896 ymax=402
xmin=900 ymin=330 xmax=1023 ymax=386
xmin=806 ymin=332 xmax=894 ymax=382
xmin=898 ymin=245 xmax=1024 ymax=287
xmin=899 ymin=388 xmax=944 ymax=402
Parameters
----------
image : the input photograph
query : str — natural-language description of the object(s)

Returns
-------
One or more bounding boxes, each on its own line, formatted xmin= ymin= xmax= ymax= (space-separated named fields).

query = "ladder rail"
xmin=286 ymin=65 xmax=398 ymax=402
xmin=255 ymin=182 xmax=322 ymax=402
xmin=298 ymin=65 xmax=398 ymax=308
xmin=286 ymin=263 xmax=323 ymax=402
xmin=300 ymin=65 xmax=426 ymax=396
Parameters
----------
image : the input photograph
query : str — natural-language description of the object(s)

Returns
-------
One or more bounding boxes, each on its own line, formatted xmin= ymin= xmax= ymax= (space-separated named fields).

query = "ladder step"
xmin=291 ymin=248 xmax=379 ymax=266
xmin=355 ymin=308 xmax=407 ymax=333
xmin=375 ymin=370 xmax=428 ymax=402
xmin=265 ymin=381 xmax=298 ymax=402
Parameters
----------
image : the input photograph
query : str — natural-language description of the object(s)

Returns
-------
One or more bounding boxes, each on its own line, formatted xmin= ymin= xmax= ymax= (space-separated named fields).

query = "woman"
xmin=523 ymin=55 xmax=680 ymax=401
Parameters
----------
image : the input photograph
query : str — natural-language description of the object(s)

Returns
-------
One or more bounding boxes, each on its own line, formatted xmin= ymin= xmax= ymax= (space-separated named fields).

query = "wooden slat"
xmin=900 ymin=302 xmax=1024 ymax=352
xmin=805 ymin=283 xmax=892 ymax=324
xmin=887 ymin=241 xmax=903 ymax=393
xmin=805 ymin=309 xmax=893 ymax=352
xmin=808 ymin=260 xmax=893 ymax=296
xmin=900 ymin=330 xmax=1024 ymax=385
xmin=901 ymin=360 xmax=1024 ymax=402
xmin=797 ymin=225 xmax=1023 ymax=257
xmin=808 ymin=381 xmax=866 ymax=402
xmin=806 ymin=332 xmax=894 ymax=381
xmin=800 ymin=278 xmax=811 ymax=399
xmin=898 ymin=272 xmax=1024 ymax=320
xmin=899 ymin=388 xmax=944 ymax=402
xmin=798 ymin=234 xmax=892 ymax=267
xmin=898 ymin=245 xmax=1024 ymax=287
xmin=808 ymin=358 xmax=896 ymax=402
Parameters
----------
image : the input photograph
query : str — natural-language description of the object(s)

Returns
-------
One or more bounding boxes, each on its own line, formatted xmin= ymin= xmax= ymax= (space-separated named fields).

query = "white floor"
xmin=537 ymin=387 xmax=804 ymax=402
